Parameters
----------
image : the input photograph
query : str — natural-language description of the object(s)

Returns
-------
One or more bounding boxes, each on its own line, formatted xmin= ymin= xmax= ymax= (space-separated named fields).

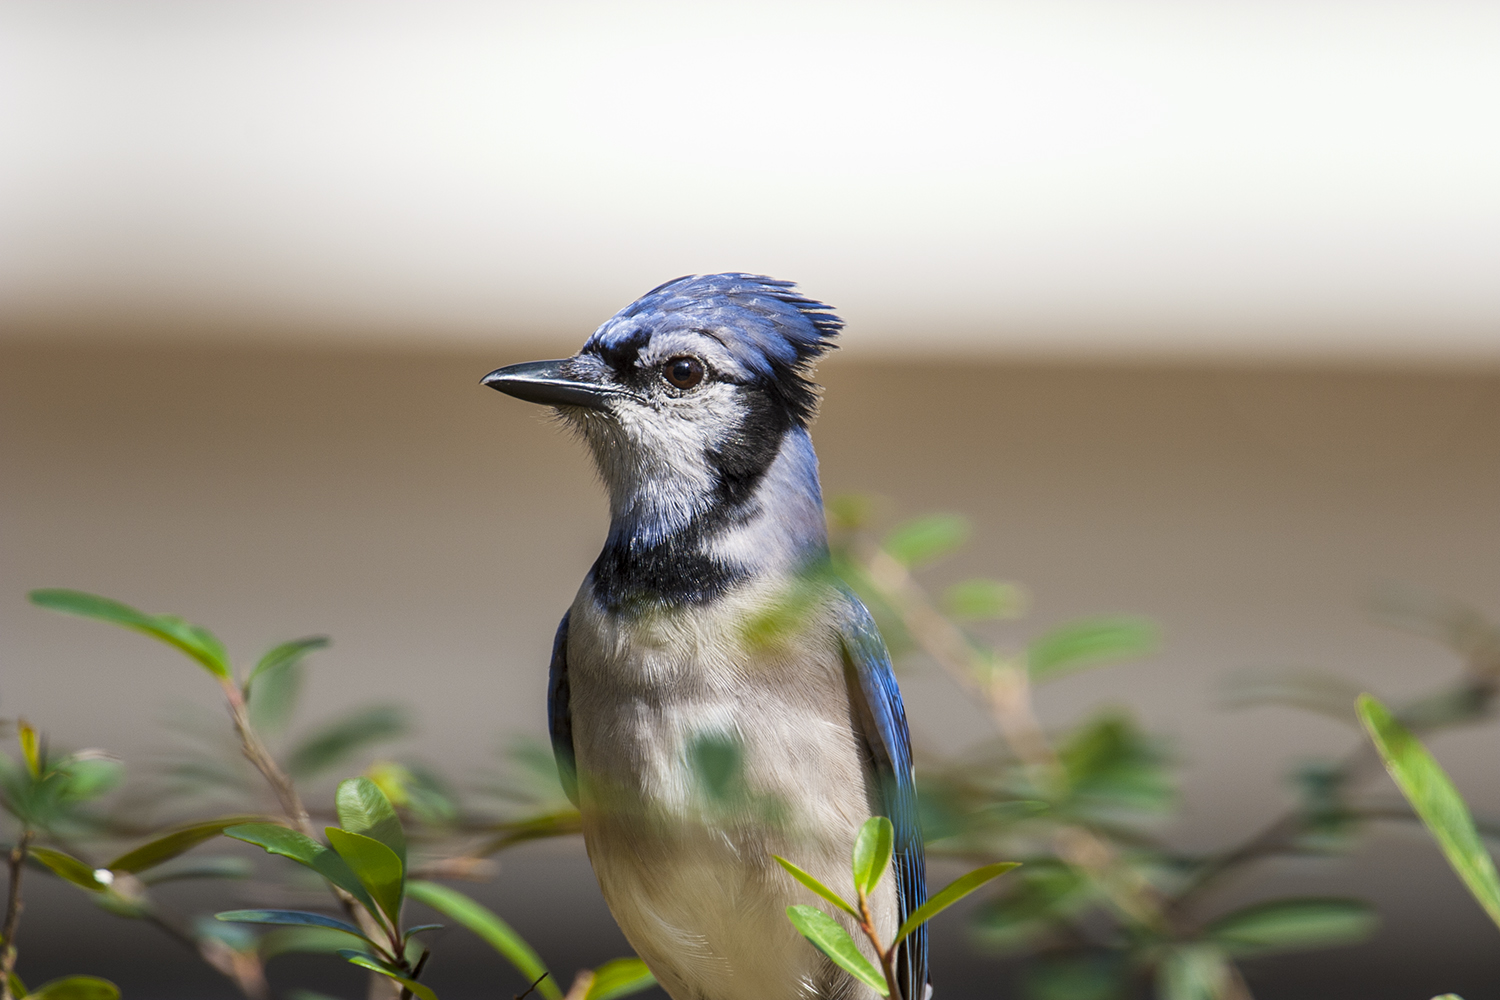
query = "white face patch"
xmin=559 ymin=331 xmax=758 ymax=538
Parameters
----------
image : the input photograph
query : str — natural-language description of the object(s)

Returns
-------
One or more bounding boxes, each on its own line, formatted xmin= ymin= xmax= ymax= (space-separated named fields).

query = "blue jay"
xmin=483 ymin=274 xmax=926 ymax=1000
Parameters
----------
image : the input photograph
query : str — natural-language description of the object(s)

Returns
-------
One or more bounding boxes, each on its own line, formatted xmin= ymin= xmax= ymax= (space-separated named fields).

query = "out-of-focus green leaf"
xmin=737 ymin=566 xmax=839 ymax=653
xmin=407 ymin=880 xmax=561 ymax=1000
xmin=338 ymin=952 xmax=437 ymax=1000
xmin=970 ymin=861 xmax=1093 ymax=952
xmin=26 ymin=976 xmax=120 ymax=1000
xmin=584 ymin=958 xmax=657 ymax=1000
xmin=1022 ymin=951 xmax=1128 ymax=1000
xmin=284 ymin=705 xmax=410 ymax=780
xmin=1366 ymin=583 xmax=1500 ymax=670
xmin=286 ymin=993 xmax=348 ymax=1000
xmin=852 ymin=817 xmax=894 ymax=897
xmin=138 ymin=855 xmax=253 ymax=885
xmin=1430 ymin=994 xmax=1464 ymax=1000
xmin=773 ymin=856 xmax=858 ymax=918
xmin=785 ymin=905 xmax=887 ymax=995
xmin=1399 ymin=687 xmax=1493 ymax=730
xmin=109 ymin=815 xmax=262 ymax=873
xmin=367 ymin=760 xmax=459 ymax=826
xmin=895 ymin=862 xmax=1018 ymax=944
xmin=93 ymin=888 xmax=151 ymax=919
xmin=28 ymin=846 xmax=108 ymax=891
xmin=1358 ymin=694 xmax=1500 ymax=931
xmin=1218 ymin=668 xmax=1365 ymax=726
xmin=689 ymin=732 xmax=744 ymax=803
xmin=28 ymin=589 xmax=232 ymax=680
xmin=826 ymin=494 xmax=878 ymax=531
xmin=247 ymin=636 xmax=330 ymax=687
xmin=1157 ymin=945 xmax=1231 ymax=1000
xmin=1058 ymin=713 xmax=1174 ymax=816
xmin=479 ymin=809 xmax=584 ymax=855
xmin=19 ymin=719 xmax=41 ymax=777
xmin=1205 ymin=898 xmax=1376 ymax=955
xmin=326 ymin=828 xmax=404 ymax=924
xmin=260 ymin=926 xmax=361 ymax=959
xmin=217 ymin=909 xmax=372 ymax=944
xmin=224 ymin=823 xmax=376 ymax=913
xmin=882 ymin=514 xmax=969 ymax=569
xmin=246 ymin=636 xmax=327 ymax=733
xmin=54 ymin=756 xmax=122 ymax=802
xmin=1028 ymin=617 xmax=1158 ymax=682
xmin=943 ymin=579 xmax=1027 ymax=622
xmin=336 ymin=776 xmax=406 ymax=868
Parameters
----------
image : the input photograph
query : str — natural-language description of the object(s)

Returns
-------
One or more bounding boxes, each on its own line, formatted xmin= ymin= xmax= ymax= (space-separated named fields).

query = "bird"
xmin=482 ymin=274 xmax=926 ymax=1000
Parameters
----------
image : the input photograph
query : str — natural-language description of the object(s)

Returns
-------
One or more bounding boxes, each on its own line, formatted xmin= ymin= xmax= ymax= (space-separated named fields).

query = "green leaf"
xmin=1028 ymin=616 xmax=1158 ymax=681
xmin=852 ymin=817 xmax=894 ymax=897
xmin=138 ymin=855 xmax=253 ymax=885
xmin=18 ymin=719 xmax=41 ymax=778
xmin=1057 ymin=712 xmax=1175 ymax=816
xmin=217 ymin=909 xmax=372 ymax=944
xmin=54 ymin=756 xmax=122 ymax=802
xmin=26 ymin=977 xmax=120 ymax=1000
xmin=109 ymin=816 xmax=263 ymax=873
xmin=1157 ymin=944 xmax=1230 ymax=1000
xmin=406 ymin=880 xmax=560 ymax=1000
xmin=1021 ymin=951 xmax=1128 ymax=1000
xmin=248 ymin=636 xmax=330 ymax=687
xmin=894 ymin=861 xmax=1019 ymax=944
xmin=29 ymin=589 xmax=231 ymax=680
xmin=942 ymin=579 xmax=1027 ymax=622
xmin=1205 ymin=897 xmax=1376 ymax=955
xmin=246 ymin=636 xmax=327 ymax=733
xmin=584 ymin=958 xmax=656 ymax=1000
xmin=260 ymin=926 xmax=362 ymax=959
xmin=785 ymin=905 xmax=887 ymax=995
xmin=6 ymin=973 xmax=26 ymax=999
xmin=224 ymin=823 xmax=376 ymax=913
xmin=1357 ymin=694 xmax=1500 ymax=931
xmin=688 ymin=732 xmax=745 ymax=803
xmin=772 ymin=855 xmax=858 ymax=918
xmin=284 ymin=705 xmax=410 ymax=780
xmin=1218 ymin=668 xmax=1364 ymax=725
xmin=882 ymin=514 xmax=969 ymax=569
xmin=339 ymin=952 xmax=437 ymax=1000
xmin=336 ymin=776 xmax=406 ymax=869
xmin=28 ymin=846 xmax=108 ymax=891
xmin=325 ymin=828 xmax=404 ymax=925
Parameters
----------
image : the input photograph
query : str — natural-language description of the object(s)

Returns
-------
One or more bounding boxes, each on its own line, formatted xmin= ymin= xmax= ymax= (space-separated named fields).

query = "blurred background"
xmin=3 ymin=2 xmax=1499 ymax=998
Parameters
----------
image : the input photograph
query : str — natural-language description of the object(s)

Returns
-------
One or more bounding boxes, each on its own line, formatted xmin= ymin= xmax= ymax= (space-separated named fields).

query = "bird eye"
xmin=663 ymin=356 xmax=705 ymax=390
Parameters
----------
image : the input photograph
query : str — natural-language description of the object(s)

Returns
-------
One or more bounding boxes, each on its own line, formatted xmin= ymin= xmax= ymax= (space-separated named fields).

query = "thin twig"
xmin=218 ymin=678 xmax=395 ymax=997
xmin=0 ymin=829 xmax=32 ymax=1000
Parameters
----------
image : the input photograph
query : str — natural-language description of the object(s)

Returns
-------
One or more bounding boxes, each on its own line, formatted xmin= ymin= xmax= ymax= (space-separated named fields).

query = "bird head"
xmin=483 ymin=274 xmax=840 ymax=536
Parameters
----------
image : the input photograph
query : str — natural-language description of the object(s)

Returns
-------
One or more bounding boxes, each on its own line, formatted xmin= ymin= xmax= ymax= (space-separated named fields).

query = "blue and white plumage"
xmin=484 ymin=274 xmax=927 ymax=1000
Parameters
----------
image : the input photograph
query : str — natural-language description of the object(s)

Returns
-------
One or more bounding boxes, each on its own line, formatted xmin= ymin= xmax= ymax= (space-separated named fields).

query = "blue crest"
xmin=584 ymin=273 xmax=842 ymax=424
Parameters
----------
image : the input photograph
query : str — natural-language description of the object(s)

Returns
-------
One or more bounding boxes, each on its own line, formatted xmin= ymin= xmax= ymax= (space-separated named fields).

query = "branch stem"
xmin=0 ymin=829 xmax=31 ymax=1000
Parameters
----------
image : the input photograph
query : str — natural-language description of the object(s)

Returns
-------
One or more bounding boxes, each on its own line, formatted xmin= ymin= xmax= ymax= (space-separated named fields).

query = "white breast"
xmin=566 ymin=578 xmax=895 ymax=1000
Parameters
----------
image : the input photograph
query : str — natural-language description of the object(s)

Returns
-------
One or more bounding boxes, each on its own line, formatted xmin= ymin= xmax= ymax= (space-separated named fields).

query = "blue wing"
xmin=547 ymin=611 xmax=579 ymax=807
xmin=837 ymin=590 xmax=928 ymax=1000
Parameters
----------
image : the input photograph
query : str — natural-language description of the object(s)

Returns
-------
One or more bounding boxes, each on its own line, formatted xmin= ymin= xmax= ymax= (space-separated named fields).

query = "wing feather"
xmin=547 ymin=611 xmax=578 ymax=807
xmin=838 ymin=592 xmax=928 ymax=1000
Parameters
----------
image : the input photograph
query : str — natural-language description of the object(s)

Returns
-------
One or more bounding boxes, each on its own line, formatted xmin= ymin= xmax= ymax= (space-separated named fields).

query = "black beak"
xmin=480 ymin=359 xmax=619 ymax=412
